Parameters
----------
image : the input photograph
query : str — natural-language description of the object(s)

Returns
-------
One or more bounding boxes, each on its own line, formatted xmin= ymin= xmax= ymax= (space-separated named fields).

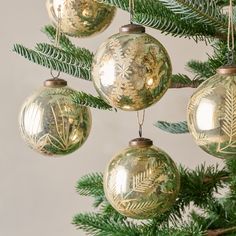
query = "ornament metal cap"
xmin=44 ymin=78 xmax=68 ymax=88
xmin=119 ymin=24 xmax=145 ymax=34
xmin=129 ymin=138 xmax=153 ymax=148
xmin=217 ymin=64 xmax=236 ymax=75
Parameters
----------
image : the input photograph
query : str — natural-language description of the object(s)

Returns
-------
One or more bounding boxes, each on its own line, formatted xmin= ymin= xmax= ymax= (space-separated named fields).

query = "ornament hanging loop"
xmin=50 ymin=5 xmax=62 ymax=79
xmin=227 ymin=0 xmax=235 ymax=65
xmin=137 ymin=110 xmax=145 ymax=138
xmin=129 ymin=0 xmax=135 ymax=23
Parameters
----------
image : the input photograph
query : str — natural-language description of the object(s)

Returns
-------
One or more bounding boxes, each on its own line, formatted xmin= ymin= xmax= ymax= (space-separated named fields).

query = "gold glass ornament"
xmin=19 ymin=79 xmax=92 ymax=156
xmin=46 ymin=0 xmax=116 ymax=37
xmin=92 ymin=24 xmax=172 ymax=111
xmin=187 ymin=65 xmax=236 ymax=158
xmin=104 ymin=138 xmax=180 ymax=219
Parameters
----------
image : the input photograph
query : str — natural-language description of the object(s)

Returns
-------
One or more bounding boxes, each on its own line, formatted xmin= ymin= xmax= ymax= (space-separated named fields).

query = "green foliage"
xmin=159 ymin=0 xmax=227 ymax=33
xmin=187 ymin=41 xmax=229 ymax=79
xmin=71 ymin=92 xmax=112 ymax=110
xmin=170 ymin=74 xmax=204 ymax=88
xmin=42 ymin=25 xmax=94 ymax=66
xmin=74 ymin=164 xmax=229 ymax=235
xmin=155 ymin=121 xmax=189 ymax=134
xmin=73 ymin=213 xmax=143 ymax=236
xmin=99 ymin=0 xmax=226 ymax=41
xmin=13 ymin=44 xmax=91 ymax=80
xmin=76 ymin=173 xmax=104 ymax=197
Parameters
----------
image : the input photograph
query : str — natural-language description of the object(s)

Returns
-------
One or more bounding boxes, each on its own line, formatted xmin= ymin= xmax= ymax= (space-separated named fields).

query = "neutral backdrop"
xmin=0 ymin=1 xmax=223 ymax=236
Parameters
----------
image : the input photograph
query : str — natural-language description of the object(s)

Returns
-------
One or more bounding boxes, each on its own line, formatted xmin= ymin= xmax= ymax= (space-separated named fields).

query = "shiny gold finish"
xmin=44 ymin=78 xmax=67 ymax=88
xmin=119 ymin=24 xmax=145 ymax=33
xmin=19 ymin=86 xmax=92 ymax=156
xmin=104 ymin=143 xmax=180 ymax=219
xmin=217 ymin=64 xmax=236 ymax=75
xmin=46 ymin=0 xmax=116 ymax=37
xmin=92 ymin=30 xmax=172 ymax=111
xmin=129 ymin=138 xmax=153 ymax=147
xmin=187 ymin=72 xmax=236 ymax=158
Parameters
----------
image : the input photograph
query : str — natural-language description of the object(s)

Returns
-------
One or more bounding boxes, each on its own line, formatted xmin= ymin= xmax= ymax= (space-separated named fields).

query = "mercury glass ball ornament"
xmin=19 ymin=79 xmax=92 ymax=156
xmin=187 ymin=65 xmax=236 ymax=159
xmin=92 ymin=24 xmax=172 ymax=111
xmin=46 ymin=0 xmax=116 ymax=37
xmin=104 ymin=138 xmax=180 ymax=219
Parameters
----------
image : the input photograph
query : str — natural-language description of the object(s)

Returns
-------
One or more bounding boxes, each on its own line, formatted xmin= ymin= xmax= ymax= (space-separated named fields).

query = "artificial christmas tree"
xmin=13 ymin=0 xmax=236 ymax=235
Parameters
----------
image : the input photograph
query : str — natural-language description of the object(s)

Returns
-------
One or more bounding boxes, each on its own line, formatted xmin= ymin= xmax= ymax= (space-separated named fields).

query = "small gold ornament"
xmin=104 ymin=138 xmax=180 ymax=219
xmin=19 ymin=79 xmax=92 ymax=156
xmin=46 ymin=0 xmax=116 ymax=37
xmin=92 ymin=24 xmax=172 ymax=111
xmin=187 ymin=65 xmax=236 ymax=158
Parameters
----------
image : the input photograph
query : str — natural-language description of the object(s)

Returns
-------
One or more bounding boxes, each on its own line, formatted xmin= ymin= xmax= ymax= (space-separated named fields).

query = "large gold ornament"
xmin=104 ymin=138 xmax=180 ymax=219
xmin=19 ymin=79 xmax=92 ymax=156
xmin=187 ymin=65 xmax=236 ymax=158
xmin=46 ymin=0 xmax=116 ymax=37
xmin=92 ymin=24 xmax=172 ymax=111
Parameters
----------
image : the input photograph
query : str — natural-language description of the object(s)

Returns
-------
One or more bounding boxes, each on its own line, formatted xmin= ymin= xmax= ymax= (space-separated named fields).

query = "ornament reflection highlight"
xmin=19 ymin=86 xmax=92 ymax=156
xmin=187 ymin=71 xmax=236 ymax=158
xmin=104 ymin=142 xmax=180 ymax=219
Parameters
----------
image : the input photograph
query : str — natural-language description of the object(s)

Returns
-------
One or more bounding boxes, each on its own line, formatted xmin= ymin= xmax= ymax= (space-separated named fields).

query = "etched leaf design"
xmin=222 ymin=87 xmax=236 ymax=142
xmin=123 ymin=199 xmax=162 ymax=216
xmin=132 ymin=162 xmax=164 ymax=193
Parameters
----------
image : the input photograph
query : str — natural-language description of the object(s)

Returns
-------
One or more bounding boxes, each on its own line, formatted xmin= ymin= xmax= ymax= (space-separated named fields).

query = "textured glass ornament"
xmin=92 ymin=24 xmax=172 ymax=111
xmin=19 ymin=80 xmax=92 ymax=156
xmin=187 ymin=65 xmax=236 ymax=158
xmin=46 ymin=0 xmax=116 ymax=37
xmin=104 ymin=138 xmax=180 ymax=219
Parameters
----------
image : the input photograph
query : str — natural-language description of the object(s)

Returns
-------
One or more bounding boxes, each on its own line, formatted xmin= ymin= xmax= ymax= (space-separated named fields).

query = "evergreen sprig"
xmin=155 ymin=121 xmax=189 ymax=134
xmin=71 ymin=92 xmax=112 ymax=110
xmin=99 ymin=0 xmax=225 ymax=41
xmin=76 ymin=173 xmax=104 ymax=197
xmin=72 ymin=213 xmax=143 ymax=236
xmin=159 ymin=0 xmax=227 ymax=33
xmin=13 ymin=44 xmax=91 ymax=80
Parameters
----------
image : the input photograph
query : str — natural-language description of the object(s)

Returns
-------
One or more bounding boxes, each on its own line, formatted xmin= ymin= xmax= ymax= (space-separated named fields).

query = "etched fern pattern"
xmin=20 ymin=87 xmax=91 ymax=156
xmin=92 ymin=32 xmax=172 ymax=111
xmin=105 ymin=147 xmax=180 ymax=218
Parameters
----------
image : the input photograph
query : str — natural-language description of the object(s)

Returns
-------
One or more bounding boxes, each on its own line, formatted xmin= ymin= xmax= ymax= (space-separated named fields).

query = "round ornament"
xmin=92 ymin=24 xmax=172 ymax=111
xmin=187 ymin=65 xmax=236 ymax=158
xmin=46 ymin=0 xmax=116 ymax=37
xmin=104 ymin=138 xmax=180 ymax=219
xmin=19 ymin=79 xmax=92 ymax=156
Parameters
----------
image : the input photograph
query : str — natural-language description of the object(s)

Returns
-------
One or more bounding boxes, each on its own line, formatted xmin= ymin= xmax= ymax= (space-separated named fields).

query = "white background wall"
xmin=0 ymin=1 xmax=223 ymax=235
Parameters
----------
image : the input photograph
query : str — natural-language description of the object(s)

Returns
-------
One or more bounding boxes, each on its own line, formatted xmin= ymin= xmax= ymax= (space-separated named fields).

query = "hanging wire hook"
xmin=227 ymin=0 xmax=235 ymax=65
xmin=137 ymin=110 xmax=145 ymax=138
xmin=129 ymin=0 xmax=135 ymax=24
xmin=50 ymin=4 xmax=62 ymax=79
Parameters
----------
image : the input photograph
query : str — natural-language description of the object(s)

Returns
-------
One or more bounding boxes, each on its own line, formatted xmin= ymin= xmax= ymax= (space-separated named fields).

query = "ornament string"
xmin=129 ymin=0 xmax=135 ymax=23
xmin=137 ymin=110 xmax=145 ymax=138
xmin=227 ymin=0 xmax=235 ymax=64
xmin=50 ymin=5 xmax=62 ymax=79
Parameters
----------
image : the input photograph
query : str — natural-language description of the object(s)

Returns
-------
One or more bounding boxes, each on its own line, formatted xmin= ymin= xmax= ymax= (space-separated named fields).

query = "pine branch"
xmin=175 ymin=165 xmax=228 ymax=212
xmin=72 ymin=213 xmax=143 ymax=236
xmin=42 ymin=25 xmax=77 ymax=52
xmin=99 ymin=0 xmax=225 ymax=41
xmin=35 ymin=43 xmax=91 ymax=69
xmin=71 ymin=92 xmax=113 ymax=110
xmin=155 ymin=121 xmax=189 ymax=134
xmin=159 ymin=0 xmax=227 ymax=34
xmin=13 ymin=44 xmax=91 ymax=80
xmin=42 ymin=25 xmax=93 ymax=67
xmin=170 ymin=74 xmax=203 ymax=88
xmin=76 ymin=173 xmax=104 ymax=197
xmin=187 ymin=41 xmax=230 ymax=79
